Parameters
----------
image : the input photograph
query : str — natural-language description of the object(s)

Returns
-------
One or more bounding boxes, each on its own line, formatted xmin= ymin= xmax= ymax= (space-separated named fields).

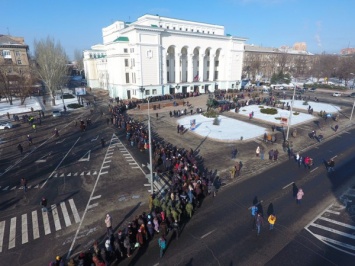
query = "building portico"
xmin=84 ymin=14 xmax=247 ymax=100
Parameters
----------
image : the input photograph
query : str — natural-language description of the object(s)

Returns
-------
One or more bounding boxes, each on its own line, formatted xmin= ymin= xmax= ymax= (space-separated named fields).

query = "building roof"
xmin=113 ymin=36 xmax=129 ymax=42
xmin=244 ymin=44 xmax=313 ymax=55
xmin=0 ymin=35 xmax=25 ymax=45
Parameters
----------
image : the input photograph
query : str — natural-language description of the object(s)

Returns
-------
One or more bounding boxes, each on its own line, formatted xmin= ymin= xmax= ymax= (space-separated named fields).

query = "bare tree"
xmin=0 ymin=65 xmax=14 ymax=105
xmin=291 ymin=55 xmax=308 ymax=79
xmin=276 ymin=51 xmax=290 ymax=73
xmin=74 ymin=49 xmax=84 ymax=75
xmin=16 ymin=66 xmax=37 ymax=105
xmin=33 ymin=37 xmax=68 ymax=105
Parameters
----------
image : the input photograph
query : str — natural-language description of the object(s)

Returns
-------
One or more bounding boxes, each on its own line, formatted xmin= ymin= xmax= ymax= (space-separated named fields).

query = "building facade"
xmin=243 ymin=44 xmax=313 ymax=82
xmin=0 ymin=35 xmax=30 ymax=75
xmin=84 ymin=14 xmax=247 ymax=100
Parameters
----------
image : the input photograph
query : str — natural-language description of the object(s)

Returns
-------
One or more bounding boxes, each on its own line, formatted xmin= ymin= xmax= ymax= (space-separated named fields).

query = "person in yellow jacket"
xmin=268 ymin=214 xmax=276 ymax=230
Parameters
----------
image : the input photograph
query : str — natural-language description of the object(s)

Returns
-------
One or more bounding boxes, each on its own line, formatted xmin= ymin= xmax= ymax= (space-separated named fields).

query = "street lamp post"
xmin=286 ymin=85 xmax=296 ymax=141
xmin=140 ymin=86 xmax=154 ymax=194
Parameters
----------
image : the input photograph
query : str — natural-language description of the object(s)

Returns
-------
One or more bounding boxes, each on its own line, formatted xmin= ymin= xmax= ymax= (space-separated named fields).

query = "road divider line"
xmin=282 ymin=182 xmax=294 ymax=190
xmin=91 ymin=195 xmax=101 ymax=200
xmin=0 ymin=221 xmax=5 ymax=252
xmin=60 ymin=202 xmax=72 ymax=227
xmin=67 ymin=133 xmax=118 ymax=259
xmin=41 ymin=137 xmax=81 ymax=189
xmin=325 ymin=209 xmax=340 ymax=215
xmin=310 ymin=167 xmax=319 ymax=173
xmin=32 ymin=211 xmax=39 ymax=240
xmin=8 ymin=217 xmax=16 ymax=249
xmin=331 ymin=155 xmax=338 ymax=160
xmin=201 ymin=229 xmax=216 ymax=239
xmin=309 ymin=223 xmax=355 ymax=239
xmin=87 ymin=203 xmax=99 ymax=209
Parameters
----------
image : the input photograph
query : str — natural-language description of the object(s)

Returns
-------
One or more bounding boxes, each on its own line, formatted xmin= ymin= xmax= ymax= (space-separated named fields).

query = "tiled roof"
xmin=0 ymin=35 xmax=23 ymax=45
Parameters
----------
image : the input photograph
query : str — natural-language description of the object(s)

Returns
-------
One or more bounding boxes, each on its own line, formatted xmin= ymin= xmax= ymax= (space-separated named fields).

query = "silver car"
xmin=52 ymin=110 xmax=62 ymax=117
xmin=0 ymin=122 xmax=12 ymax=129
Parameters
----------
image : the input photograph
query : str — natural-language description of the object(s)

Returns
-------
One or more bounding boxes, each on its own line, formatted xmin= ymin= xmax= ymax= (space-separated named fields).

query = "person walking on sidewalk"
xmin=41 ymin=197 xmax=48 ymax=212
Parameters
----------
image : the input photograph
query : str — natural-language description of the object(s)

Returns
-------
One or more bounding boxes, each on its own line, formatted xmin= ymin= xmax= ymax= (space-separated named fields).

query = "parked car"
xmin=347 ymin=92 xmax=355 ymax=98
xmin=52 ymin=110 xmax=62 ymax=117
xmin=309 ymin=87 xmax=317 ymax=92
xmin=332 ymin=92 xmax=342 ymax=97
xmin=0 ymin=122 xmax=12 ymax=129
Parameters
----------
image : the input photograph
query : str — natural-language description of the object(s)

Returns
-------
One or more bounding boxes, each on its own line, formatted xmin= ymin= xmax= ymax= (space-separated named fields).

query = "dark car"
xmin=309 ymin=87 xmax=316 ymax=92
xmin=348 ymin=92 xmax=355 ymax=98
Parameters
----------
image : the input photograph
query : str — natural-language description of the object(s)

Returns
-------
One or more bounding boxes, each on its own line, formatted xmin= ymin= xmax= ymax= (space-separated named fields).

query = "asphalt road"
xmin=112 ymin=126 xmax=355 ymax=266
xmin=1 ymin=92 xmax=355 ymax=265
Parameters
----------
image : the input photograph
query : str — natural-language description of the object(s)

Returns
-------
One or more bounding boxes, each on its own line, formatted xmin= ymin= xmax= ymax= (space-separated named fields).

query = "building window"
xmin=15 ymin=51 xmax=20 ymax=57
xmin=202 ymin=31 xmax=204 ymax=33
xmin=215 ymin=71 xmax=218 ymax=80
xmin=131 ymin=58 xmax=135 ymax=67
xmin=186 ymin=28 xmax=188 ymax=31
xmin=213 ymin=32 xmax=215 ymax=34
xmin=166 ymin=60 xmax=169 ymax=67
xmin=125 ymin=59 xmax=129 ymax=67
xmin=207 ymin=61 xmax=210 ymax=67
xmin=180 ymin=27 xmax=182 ymax=30
xmin=130 ymin=48 xmax=134 ymax=53
xmin=167 ymin=26 xmax=169 ymax=29
xmin=207 ymin=71 xmax=209 ymax=80
xmin=191 ymin=29 xmax=194 ymax=32
xmin=215 ymin=61 xmax=219 ymax=67
xmin=152 ymin=89 xmax=157 ymax=95
xmin=197 ymin=61 xmax=199 ymax=67
xmin=145 ymin=90 xmax=150 ymax=95
xmin=167 ymin=72 xmax=169 ymax=82
xmin=124 ymin=48 xmax=128 ymax=53
xmin=3 ymin=50 xmax=11 ymax=59
xmin=17 ymin=60 xmax=22 ymax=65
xmin=173 ymin=27 xmax=176 ymax=30
xmin=197 ymin=30 xmax=199 ymax=33
xmin=132 ymin=73 xmax=136 ymax=83
xmin=125 ymin=73 xmax=130 ymax=83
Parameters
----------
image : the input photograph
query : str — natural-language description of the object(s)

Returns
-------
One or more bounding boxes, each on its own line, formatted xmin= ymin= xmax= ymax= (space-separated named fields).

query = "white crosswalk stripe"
xmin=0 ymin=198 xmax=80 ymax=252
xmin=21 ymin=214 xmax=28 ymax=244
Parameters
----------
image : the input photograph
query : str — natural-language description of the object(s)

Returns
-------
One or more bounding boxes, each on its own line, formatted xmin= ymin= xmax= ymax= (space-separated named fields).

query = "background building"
xmin=0 ymin=35 xmax=30 ymax=75
xmin=84 ymin=14 xmax=247 ymax=100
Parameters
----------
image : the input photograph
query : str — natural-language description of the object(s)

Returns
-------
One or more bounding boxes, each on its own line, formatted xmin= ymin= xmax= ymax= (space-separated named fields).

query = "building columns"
xmin=162 ymin=50 xmax=167 ymax=84
xmin=199 ymin=54 xmax=205 ymax=82
xmin=187 ymin=54 xmax=194 ymax=82
xmin=175 ymin=53 xmax=181 ymax=83
xmin=209 ymin=54 xmax=215 ymax=81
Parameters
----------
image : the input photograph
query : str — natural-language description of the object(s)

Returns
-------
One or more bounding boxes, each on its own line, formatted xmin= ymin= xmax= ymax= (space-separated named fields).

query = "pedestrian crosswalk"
xmin=0 ymin=198 xmax=80 ymax=252
xmin=305 ymin=188 xmax=355 ymax=256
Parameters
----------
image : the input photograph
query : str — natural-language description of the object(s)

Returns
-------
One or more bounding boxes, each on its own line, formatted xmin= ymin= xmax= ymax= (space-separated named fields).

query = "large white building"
xmin=84 ymin=14 xmax=247 ymax=100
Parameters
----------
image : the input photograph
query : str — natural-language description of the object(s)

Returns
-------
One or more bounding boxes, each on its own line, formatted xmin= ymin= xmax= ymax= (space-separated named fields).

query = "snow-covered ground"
xmin=234 ymin=105 xmax=315 ymax=126
xmin=177 ymin=114 xmax=266 ymax=141
xmin=0 ymin=95 xmax=80 ymax=117
xmin=280 ymin=100 xmax=341 ymax=113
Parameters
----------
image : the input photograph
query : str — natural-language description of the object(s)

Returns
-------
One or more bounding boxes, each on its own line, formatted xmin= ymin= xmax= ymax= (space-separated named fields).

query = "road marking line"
xmin=67 ymin=173 xmax=72 ymax=177
xmin=104 ymin=160 xmax=111 ymax=163
xmin=80 ymin=172 xmax=85 ymax=176
xmin=344 ymin=131 xmax=351 ymax=134
xmin=107 ymin=152 xmax=113 ymax=155
xmin=105 ymin=156 xmax=112 ymax=159
xmin=0 ymin=221 xmax=5 ymax=252
xmin=32 ymin=211 xmax=39 ymax=240
xmin=324 ymin=209 xmax=340 ymax=215
xmin=129 ymin=163 xmax=136 ymax=165
xmin=10 ymin=186 xmax=16 ymax=190
xmin=60 ymin=202 xmax=72 ymax=227
xmin=201 ymin=229 xmax=216 ymax=239
xmin=310 ymin=167 xmax=319 ymax=173
xmin=126 ymin=159 xmax=134 ymax=161
xmin=102 ymin=165 xmax=110 ymax=169
xmin=309 ymin=223 xmax=355 ymax=239
xmin=60 ymin=173 xmax=64 ymax=177
xmin=319 ymin=216 xmax=355 ymax=230
xmin=100 ymin=171 xmax=108 ymax=175
xmin=132 ymin=166 xmax=140 ymax=169
xmin=21 ymin=214 xmax=28 ymax=244
xmin=314 ymin=233 xmax=355 ymax=251
xmin=87 ymin=172 xmax=91 ymax=175
xmin=87 ymin=203 xmax=99 ymax=209
xmin=67 ymin=133 xmax=119 ymax=259
xmin=74 ymin=172 xmax=78 ymax=176
xmin=8 ymin=217 xmax=16 ymax=249
xmin=91 ymin=195 xmax=101 ymax=200
xmin=42 ymin=210 xmax=51 ymax=235
xmin=41 ymin=137 xmax=81 ymax=189
xmin=69 ymin=199 xmax=80 ymax=223
xmin=93 ymin=171 xmax=97 ymax=175
xmin=331 ymin=155 xmax=338 ymax=160
xmin=52 ymin=205 xmax=61 ymax=231
xmin=3 ymin=186 xmax=8 ymax=190
xmin=282 ymin=182 xmax=294 ymax=189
